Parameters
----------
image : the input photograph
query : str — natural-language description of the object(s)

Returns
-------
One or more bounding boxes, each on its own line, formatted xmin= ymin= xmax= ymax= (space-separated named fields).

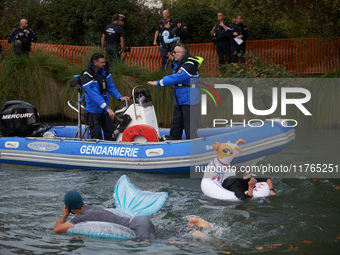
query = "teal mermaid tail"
xmin=111 ymin=175 xmax=168 ymax=217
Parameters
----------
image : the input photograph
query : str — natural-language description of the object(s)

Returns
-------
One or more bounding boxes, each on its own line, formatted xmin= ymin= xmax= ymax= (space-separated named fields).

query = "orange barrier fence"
xmin=1 ymin=38 xmax=339 ymax=75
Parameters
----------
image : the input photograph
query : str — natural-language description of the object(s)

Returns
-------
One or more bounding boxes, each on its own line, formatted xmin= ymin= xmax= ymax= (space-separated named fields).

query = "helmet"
xmin=118 ymin=14 xmax=126 ymax=23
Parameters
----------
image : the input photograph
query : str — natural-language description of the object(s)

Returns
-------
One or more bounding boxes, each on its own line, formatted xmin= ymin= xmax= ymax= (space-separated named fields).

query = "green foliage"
xmin=0 ymin=51 xmax=79 ymax=117
xmin=222 ymin=52 xmax=292 ymax=78
xmin=321 ymin=68 xmax=340 ymax=78
xmin=302 ymin=79 xmax=340 ymax=129
xmin=1 ymin=0 xmax=339 ymax=45
xmin=169 ymin=0 xmax=216 ymax=44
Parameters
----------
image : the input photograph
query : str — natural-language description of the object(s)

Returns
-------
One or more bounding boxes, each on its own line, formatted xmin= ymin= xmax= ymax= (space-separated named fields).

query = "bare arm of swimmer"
xmin=54 ymin=206 xmax=74 ymax=233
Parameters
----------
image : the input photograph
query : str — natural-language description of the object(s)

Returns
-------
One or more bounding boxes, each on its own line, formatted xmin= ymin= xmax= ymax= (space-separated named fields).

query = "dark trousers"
xmin=160 ymin=46 xmax=170 ymax=70
xmin=106 ymin=45 xmax=121 ymax=62
xmin=88 ymin=112 xmax=114 ymax=140
xmin=170 ymin=104 xmax=200 ymax=140
xmin=231 ymin=44 xmax=246 ymax=64
xmin=216 ymin=42 xmax=231 ymax=65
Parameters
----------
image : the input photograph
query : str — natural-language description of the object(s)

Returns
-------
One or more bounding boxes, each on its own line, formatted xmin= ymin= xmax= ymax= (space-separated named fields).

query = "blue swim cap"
xmin=64 ymin=190 xmax=84 ymax=211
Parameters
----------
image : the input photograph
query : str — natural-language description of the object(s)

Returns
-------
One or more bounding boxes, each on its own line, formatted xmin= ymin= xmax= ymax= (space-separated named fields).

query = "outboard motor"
xmin=0 ymin=100 xmax=40 ymax=137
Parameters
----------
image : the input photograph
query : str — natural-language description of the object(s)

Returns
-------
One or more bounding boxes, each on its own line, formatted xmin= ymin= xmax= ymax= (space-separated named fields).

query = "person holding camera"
xmin=8 ymin=19 xmax=36 ymax=57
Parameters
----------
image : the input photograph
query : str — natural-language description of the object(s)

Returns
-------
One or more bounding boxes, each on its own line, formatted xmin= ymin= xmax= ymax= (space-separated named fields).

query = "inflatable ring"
xmin=66 ymin=175 xmax=168 ymax=240
xmin=122 ymin=124 xmax=159 ymax=142
xmin=201 ymin=178 xmax=270 ymax=201
xmin=67 ymin=221 xmax=136 ymax=240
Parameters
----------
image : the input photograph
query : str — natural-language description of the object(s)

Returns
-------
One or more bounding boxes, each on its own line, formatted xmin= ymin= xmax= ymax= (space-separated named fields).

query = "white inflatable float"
xmin=67 ymin=175 xmax=168 ymax=240
xmin=201 ymin=140 xmax=270 ymax=201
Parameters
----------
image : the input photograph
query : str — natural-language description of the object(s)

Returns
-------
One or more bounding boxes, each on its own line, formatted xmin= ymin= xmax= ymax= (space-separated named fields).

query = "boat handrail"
xmin=24 ymin=135 xmax=204 ymax=144
xmin=67 ymin=100 xmax=85 ymax=113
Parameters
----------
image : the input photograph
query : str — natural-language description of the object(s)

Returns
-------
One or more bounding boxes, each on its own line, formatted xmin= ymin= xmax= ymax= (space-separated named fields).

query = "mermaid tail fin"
xmin=112 ymin=175 xmax=168 ymax=217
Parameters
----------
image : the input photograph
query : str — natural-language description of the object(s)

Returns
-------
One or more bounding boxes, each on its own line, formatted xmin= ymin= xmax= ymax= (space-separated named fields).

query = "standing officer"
xmin=230 ymin=15 xmax=249 ymax=64
xmin=211 ymin=12 xmax=232 ymax=74
xmin=171 ymin=19 xmax=189 ymax=44
xmin=81 ymin=53 xmax=129 ymax=140
xmin=147 ymin=43 xmax=203 ymax=140
xmin=153 ymin=10 xmax=175 ymax=70
xmin=153 ymin=10 xmax=175 ymax=46
xmin=8 ymin=19 xmax=36 ymax=57
xmin=101 ymin=14 xmax=125 ymax=61
xmin=159 ymin=20 xmax=179 ymax=71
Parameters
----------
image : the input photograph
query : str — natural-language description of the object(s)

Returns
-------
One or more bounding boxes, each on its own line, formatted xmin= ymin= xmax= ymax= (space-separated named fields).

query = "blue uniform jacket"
xmin=81 ymin=60 xmax=122 ymax=114
xmin=157 ymin=52 xmax=200 ymax=105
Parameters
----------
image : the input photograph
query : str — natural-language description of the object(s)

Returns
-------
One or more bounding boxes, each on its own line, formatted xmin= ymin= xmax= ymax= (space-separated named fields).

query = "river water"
xmin=1 ymin=129 xmax=340 ymax=254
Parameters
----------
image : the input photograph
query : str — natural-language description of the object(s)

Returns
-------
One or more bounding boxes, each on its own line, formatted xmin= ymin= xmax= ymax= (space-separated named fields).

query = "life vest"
xmin=160 ymin=28 xmax=174 ymax=49
xmin=187 ymin=56 xmax=204 ymax=68
xmin=122 ymin=125 xmax=159 ymax=142
xmin=82 ymin=68 xmax=108 ymax=95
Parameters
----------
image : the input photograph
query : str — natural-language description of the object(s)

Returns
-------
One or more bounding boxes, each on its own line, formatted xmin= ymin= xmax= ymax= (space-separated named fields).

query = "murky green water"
xmin=1 ymin=129 xmax=340 ymax=254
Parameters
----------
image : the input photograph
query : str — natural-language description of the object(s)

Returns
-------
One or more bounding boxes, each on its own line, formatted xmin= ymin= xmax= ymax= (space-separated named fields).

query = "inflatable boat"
xmin=0 ymin=86 xmax=295 ymax=173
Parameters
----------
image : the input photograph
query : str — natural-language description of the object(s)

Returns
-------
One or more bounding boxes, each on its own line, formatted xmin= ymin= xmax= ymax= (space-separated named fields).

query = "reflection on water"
xmin=0 ymin=129 xmax=340 ymax=254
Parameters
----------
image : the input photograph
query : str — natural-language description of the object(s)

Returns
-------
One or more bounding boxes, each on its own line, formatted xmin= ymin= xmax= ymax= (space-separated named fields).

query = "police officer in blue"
xmin=160 ymin=20 xmax=179 ymax=70
xmin=229 ymin=15 xmax=249 ymax=64
xmin=211 ymin=12 xmax=232 ymax=74
xmin=81 ymin=53 xmax=129 ymax=140
xmin=101 ymin=14 xmax=125 ymax=61
xmin=8 ymin=19 xmax=36 ymax=57
xmin=147 ymin=43 xmax=203 ymax=140
xmin=153 ymin=9 xmax=175 ymax=46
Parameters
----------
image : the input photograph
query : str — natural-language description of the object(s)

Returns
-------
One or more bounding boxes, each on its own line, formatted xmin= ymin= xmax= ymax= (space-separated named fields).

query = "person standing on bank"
xmin=147 ymin=43 xmax=203 ymax=140
xmin=101 ymin=14 xmax=125 ymax=61
xmin=153 ymin=10 xmax=175 ymax=70
xmin=153 ymin=9 xmax=175 ymax=46
xmin=211 ymin=12 xmax=232 ymax=74
xmin=8 ymin=19 xmax=36 ymax=57
xmin=54 ymin=190 xmax=156 ymax=241
xmin=160 ymin=20 xmax=179 ymax=70
xmin=229 ymin=14 xmax=249 ymax=64
xmin=171 ymin=19 xmax=189 ymax=44
xmin=81 ymin=53 xmax=129 ymax=140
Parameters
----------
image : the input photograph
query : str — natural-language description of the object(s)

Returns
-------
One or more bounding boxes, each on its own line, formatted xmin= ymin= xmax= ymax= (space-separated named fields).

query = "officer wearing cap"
xmin=101 ymin=14 xmax=125 ymax=61
xmin=54 ymin=190 xmax=156 ymax=241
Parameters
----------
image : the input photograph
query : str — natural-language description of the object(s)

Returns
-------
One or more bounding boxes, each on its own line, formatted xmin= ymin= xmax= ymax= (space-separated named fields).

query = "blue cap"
xmin=64 ymin=190 xmax=84 ymax=211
